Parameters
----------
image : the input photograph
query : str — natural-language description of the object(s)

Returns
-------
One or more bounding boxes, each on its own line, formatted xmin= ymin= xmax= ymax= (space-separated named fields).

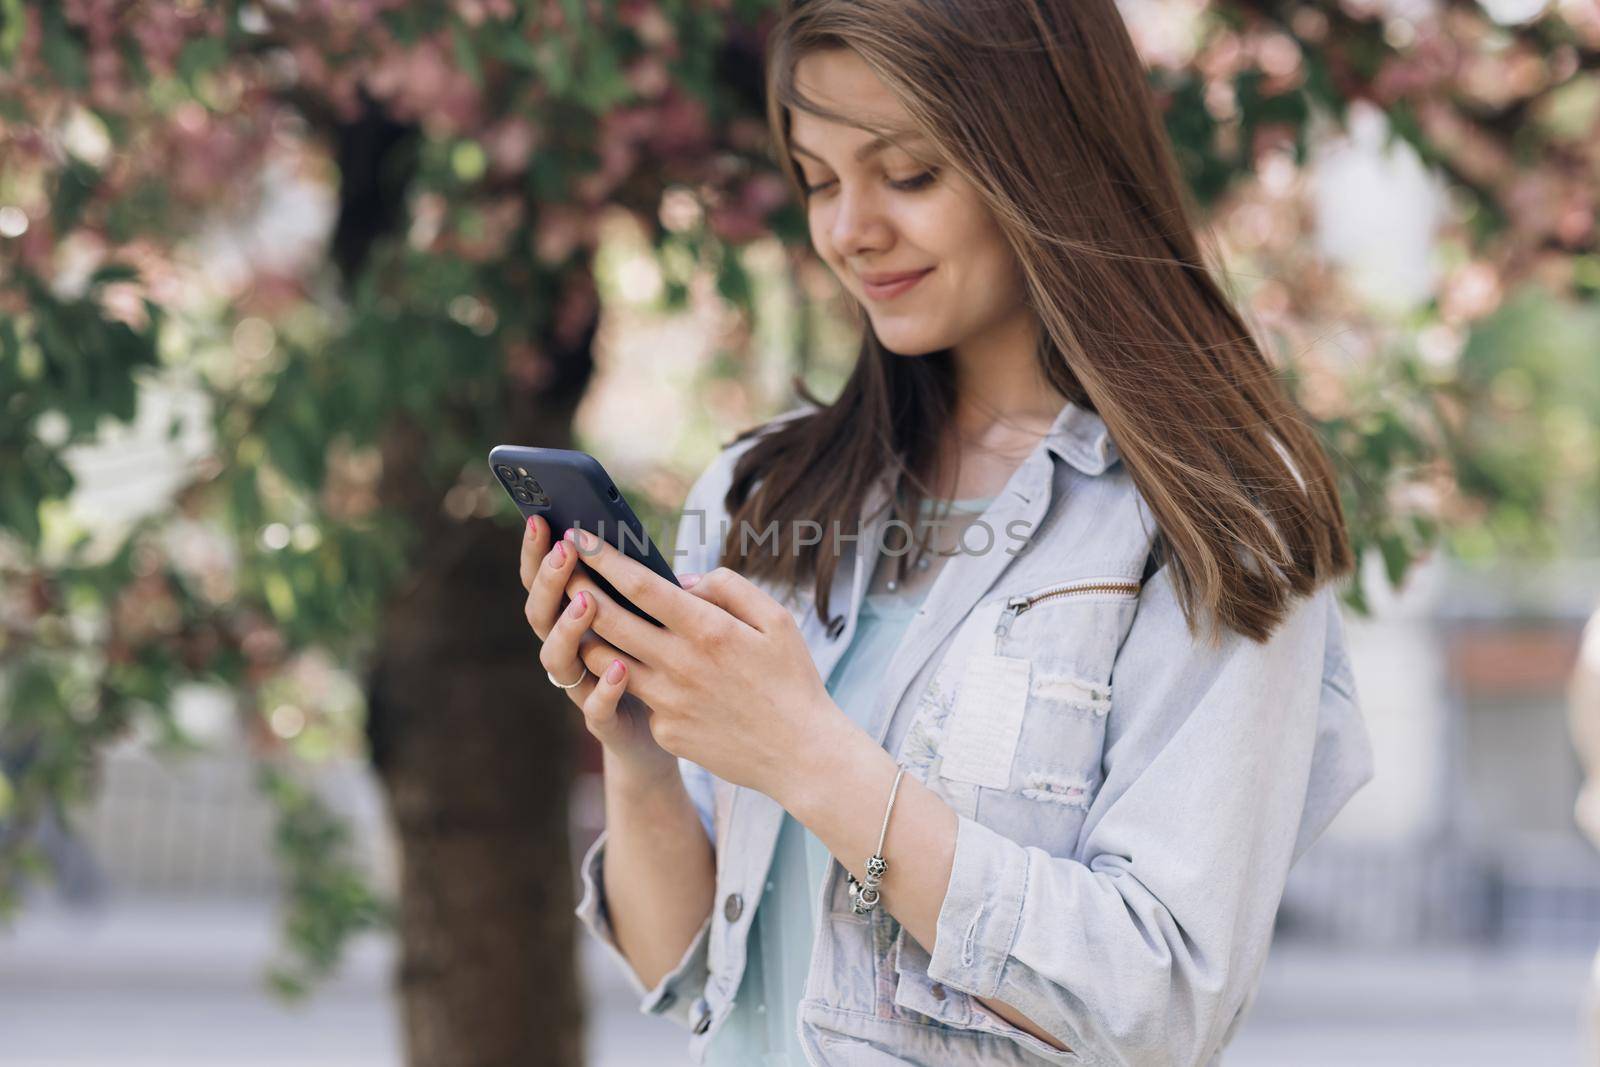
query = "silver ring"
xmin=547 ymin=665 xmax=588 ymax=690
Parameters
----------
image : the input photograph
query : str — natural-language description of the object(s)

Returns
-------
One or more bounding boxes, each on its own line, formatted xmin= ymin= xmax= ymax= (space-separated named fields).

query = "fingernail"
xmin=567 ymin=592 xmax=586 ymax=617
xmin=550 ymin=541 xmax=565 ymax=565
xmin=606 ymin=659 xmax=624 ymax=684
xmin=563 ymin=527 xmax=575 ymax=544
xmin=680 ymin=573 xmax=700 ymax=588
xmin=526 ymin=516 xmax=537 ymax=532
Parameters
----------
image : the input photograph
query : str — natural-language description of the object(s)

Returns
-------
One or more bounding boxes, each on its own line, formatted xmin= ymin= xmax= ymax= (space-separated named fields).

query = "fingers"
xmin=523 ymin=522 xmax=579 ymax=642
xmin=563 ymin=527 xmax=709 ymax=635
xmin=676 ymin=567 xmax=788 ymax=633
xmin=579 ymin=657 xmax=630 ymax=735
xmin=539 ymin=581 xmax=648 ymax=695
xmin=519 ymin=517 xmax=646 ymax=740
xmin=563 ymin=569 xmax=675 ymax=670
xmin=520 ymin=514 xmax=550 ymax=592
xmin=538 ymin=588 xmax=596 ymax=685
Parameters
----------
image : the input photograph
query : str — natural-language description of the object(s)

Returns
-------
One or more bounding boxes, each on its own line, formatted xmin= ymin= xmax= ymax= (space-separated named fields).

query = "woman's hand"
xmin=519 ymin=515 xmax=679 ymax=789
xmin=557 ymin=525 xmax=843 ymax=800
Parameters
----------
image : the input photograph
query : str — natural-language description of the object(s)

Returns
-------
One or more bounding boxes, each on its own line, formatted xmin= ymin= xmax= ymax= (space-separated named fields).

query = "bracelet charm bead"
xmin=848 ymin=863 xmax=884 ymax=914
xmin=847 ymin=768 xmax=905 ymax=915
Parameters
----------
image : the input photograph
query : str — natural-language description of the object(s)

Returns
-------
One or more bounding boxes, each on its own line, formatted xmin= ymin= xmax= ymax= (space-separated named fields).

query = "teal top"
xmin=704 ymin=492 xmax=997 ymax=1067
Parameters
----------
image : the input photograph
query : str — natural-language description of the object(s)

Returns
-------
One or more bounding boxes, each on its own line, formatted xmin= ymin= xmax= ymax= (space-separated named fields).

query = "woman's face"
xmin=789 ymin=48 xmax=1029 ymax=358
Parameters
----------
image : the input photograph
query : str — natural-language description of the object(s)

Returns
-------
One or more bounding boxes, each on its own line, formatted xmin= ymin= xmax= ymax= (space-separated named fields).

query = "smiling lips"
xmin=860 ymin=268 xmax=933 ymax=301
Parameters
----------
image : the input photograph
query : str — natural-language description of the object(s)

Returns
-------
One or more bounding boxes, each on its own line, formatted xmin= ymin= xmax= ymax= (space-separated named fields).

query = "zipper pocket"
xmin=995 ymin=578 xmax=1140 ymax=641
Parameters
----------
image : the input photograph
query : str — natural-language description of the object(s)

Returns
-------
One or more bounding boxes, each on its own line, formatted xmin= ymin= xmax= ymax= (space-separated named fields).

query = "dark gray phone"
xmin=489 ymin=445 xmax=678 ymax=627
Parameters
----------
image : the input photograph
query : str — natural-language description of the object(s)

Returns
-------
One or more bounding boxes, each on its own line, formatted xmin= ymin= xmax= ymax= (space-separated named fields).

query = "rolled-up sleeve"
xmin=927 ymin=566 xmax=1373 ymax=1066
xmin=570 ymin=453 xmax=730 ymax=1026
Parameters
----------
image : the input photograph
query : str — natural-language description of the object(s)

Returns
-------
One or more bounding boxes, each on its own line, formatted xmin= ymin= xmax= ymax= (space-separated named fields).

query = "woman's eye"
xmin=891 ymin=169 xmax=939 ymax=191
xmin=800 ymin=168 xmax=940 ymax=199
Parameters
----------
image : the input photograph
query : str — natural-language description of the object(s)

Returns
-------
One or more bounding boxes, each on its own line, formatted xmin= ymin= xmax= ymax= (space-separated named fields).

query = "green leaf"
xmin=257 ymin=765 xmax=391 ymax=1002
xmin=0 ymin=0 xmax=24 ymax=64
xmin=450 ymin=140 xmax=488 ymax=183
xmin=39 ymin=6 xmax=87 ymax=89
xmin=494 ymin=32 xmax=542 ymax=71
xmin=715 ymin=249 xmax=752 ymax=309
xmin=1377 ymin=531 xmax=1411 ymax=590
xmin=89 ymin=263 xmax=141 ymax=288
xmin=574 ymin=38 xmax=633 ymax=112
xmin=53 ymin=159 xmax=101 ymax=234
xmin=450 ymin=20 xmax=483 ymax=89
xmin=177 ymin=36 xmax=228 ymax=87
xmin=532 ymin=38 xmax=573 ymax=94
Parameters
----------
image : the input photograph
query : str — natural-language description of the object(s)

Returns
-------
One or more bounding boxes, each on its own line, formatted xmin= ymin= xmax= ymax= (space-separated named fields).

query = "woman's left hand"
xmin=557 ymin=526 xmax=840 ymax=798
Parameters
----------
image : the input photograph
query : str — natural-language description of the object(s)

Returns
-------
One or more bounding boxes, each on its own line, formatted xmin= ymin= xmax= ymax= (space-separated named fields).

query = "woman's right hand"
xmin=519 ymin=514 xmax=680 ymax=788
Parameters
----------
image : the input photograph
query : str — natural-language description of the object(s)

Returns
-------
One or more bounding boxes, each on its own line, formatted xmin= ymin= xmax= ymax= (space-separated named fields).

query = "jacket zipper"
xmin=995 ymin=578 xmax=1140 ymax=641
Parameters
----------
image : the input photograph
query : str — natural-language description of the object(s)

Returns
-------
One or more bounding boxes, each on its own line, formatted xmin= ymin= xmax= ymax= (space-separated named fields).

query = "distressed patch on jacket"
xmin=1019 ymin=771 xmax=1094 ymax=809
xmin=1033 ymin=671 xmax=1112 ymax=715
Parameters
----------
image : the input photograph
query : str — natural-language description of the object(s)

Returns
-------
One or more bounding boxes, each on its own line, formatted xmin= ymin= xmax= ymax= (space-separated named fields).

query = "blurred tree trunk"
xmin=366 ymin=350 xmax=598 ymax=1065
xmin=365 ymin=431 xmax=587 ymax=1066
xmin=333 ymin=103 xmax=599 ymax=1066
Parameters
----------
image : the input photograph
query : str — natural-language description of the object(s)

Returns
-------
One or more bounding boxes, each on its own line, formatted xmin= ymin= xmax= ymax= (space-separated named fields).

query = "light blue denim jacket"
xmin=575 ymin=400 xmax=1375 ymax=1066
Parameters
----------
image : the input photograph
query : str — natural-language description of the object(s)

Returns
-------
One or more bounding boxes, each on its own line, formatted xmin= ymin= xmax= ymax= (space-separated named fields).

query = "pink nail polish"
xmin=551 ymin=541 xmax=565 ymax=564
xmin=606 ymin=659 xmax=624 ymax=684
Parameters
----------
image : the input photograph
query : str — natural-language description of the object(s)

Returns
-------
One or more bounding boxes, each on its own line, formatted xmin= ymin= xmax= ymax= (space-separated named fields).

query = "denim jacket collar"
xmin=1043 ymin=399 xmax=1119 ymax=477
xmin=858 ymin=400 xmax=1118 ymax=528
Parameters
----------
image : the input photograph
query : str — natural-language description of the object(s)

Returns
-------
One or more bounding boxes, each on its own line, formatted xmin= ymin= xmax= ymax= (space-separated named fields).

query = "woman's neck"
xmin=928 ymin=306 xmax=1070 ymax=500
xmin=950 ymin=310 xmax=1065 ymax=428
xmin=930 ymin=402 xmax=1064 ymax=500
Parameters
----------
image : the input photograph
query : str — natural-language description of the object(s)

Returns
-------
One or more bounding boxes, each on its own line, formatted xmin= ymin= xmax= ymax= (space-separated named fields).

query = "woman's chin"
xmin=872 ymin=328 xmax=946 ymax=358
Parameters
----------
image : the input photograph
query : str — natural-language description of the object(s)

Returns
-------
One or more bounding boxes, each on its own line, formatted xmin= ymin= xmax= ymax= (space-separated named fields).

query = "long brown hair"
xmin=721 ymin=0 xmax=1353 ymax=645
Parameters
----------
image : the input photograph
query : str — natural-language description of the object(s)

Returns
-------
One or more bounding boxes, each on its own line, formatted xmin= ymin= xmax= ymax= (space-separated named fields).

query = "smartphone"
xmin=489 ymin=445 xmax=678 ymax=627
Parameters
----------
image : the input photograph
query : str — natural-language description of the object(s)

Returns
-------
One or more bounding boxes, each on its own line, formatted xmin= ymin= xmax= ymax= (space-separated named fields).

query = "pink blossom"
xmin=482 ymin=118 xmax=542 ymax=176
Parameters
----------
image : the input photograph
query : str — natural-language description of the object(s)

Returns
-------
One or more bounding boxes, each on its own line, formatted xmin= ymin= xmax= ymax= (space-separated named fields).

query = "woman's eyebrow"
xmin=790 ymin=132 xmax=928 ymax=164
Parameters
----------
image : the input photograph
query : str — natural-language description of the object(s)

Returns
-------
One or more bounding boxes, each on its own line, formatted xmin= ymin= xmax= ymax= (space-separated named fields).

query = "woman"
xmin=519 ymin=1 xmax=1374 ymax=1063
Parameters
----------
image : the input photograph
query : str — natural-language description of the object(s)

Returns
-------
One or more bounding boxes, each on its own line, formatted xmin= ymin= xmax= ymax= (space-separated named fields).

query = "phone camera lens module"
xmin=496 ymin=465 xmax=517 ymax=483
xmin=524 ymin=477 xmax=544 ymax=495
xmin=512 ymin=485 xmax=534 ymax=504
xmin=516 ymin=466 xmax=529 ymax=478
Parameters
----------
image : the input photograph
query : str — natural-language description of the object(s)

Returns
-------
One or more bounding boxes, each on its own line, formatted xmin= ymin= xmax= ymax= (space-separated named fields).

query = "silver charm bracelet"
xmin=848 ymin=766 xmax=907 ymax=915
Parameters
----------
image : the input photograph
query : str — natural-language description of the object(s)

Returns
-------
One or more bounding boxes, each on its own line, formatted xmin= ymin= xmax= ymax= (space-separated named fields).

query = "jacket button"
xmin=723 ymin=892 xmax=743 ymax=922
xmin=691 ymin=996 xmax=712 ymax=1034
xmin=930 ymin=982 xmax=946 ymax=1001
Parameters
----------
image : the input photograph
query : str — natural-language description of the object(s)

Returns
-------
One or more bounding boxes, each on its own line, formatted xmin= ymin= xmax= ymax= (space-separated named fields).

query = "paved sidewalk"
xmin=0 ymin=898 xmax=1591 ymax=1066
